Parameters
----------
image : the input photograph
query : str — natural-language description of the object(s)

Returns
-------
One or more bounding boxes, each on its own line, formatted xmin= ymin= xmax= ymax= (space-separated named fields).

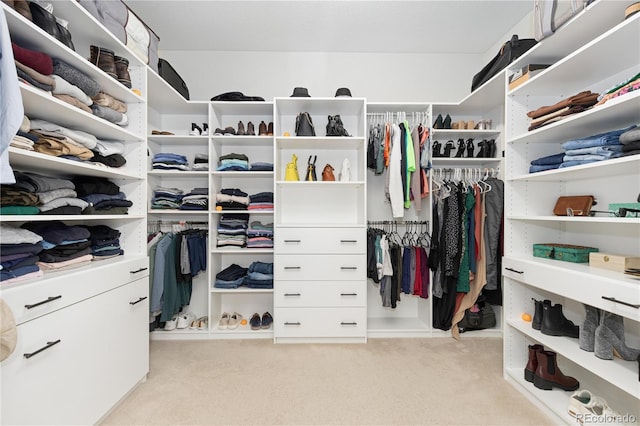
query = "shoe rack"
xmin=502 ymin=2 xmax=640 ymax=423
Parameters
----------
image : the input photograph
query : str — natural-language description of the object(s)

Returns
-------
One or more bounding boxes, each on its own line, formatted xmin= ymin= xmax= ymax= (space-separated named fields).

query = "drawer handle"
xmin=284 ymin=266 xmax=301 ymax=270
xmin=284 ymin=322 xmax=301 ymax=326
xmin=601 ymin=296 xmax=640 ymax=309
xmin=340 ymin=240 xmax=358 ymax=243
xmin=24 ymin=339 xmax=61 ymax=359
xmin=284 ymin=239 xmax=301 ymax=243
xmin=341 ymin=293 xmax=358 ymax=296
xmin=25 ymin=295 xmax=62 ymax=309
xmin=129 ymin=296 xmax=148 ymax=306
xmin=130 ymin=267 xmax=148 ymax=274
xmin=505 ymin=268 xmax=524 ymax=274
xmin=284 ymin=293 xmax=301 ymax=297
xmin=340 ymin=266 xmax=357 ymax=270
xmin=340 ymin=322 xmax=358 ymax=326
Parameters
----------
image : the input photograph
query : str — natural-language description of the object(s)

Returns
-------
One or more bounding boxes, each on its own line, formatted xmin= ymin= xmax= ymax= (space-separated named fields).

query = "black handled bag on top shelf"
xmin=158 ymin=58 xmax=190 ymax=100
xmin=29 ymin=2 xmax=75 ymax=51
xmin=295 ymin=112 xmax=316 ymax=136
xmin=471 ymin=34 xmax=537 ymax=92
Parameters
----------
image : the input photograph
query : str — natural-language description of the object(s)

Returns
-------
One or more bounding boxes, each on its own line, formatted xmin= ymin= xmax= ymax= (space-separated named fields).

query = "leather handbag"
xmin=553 ymin=195 xmax=595 ymax=216
xmin=322 ymin=164 xmax=335 ymax=181
xmin=305 ymin=155 xmax=317 ymax=181
xmin=471 ymin=35 xmax=537 ymax=92
xmin=458 ymin=296 xmax=497 ymax=333
xmin=158 ymin=58 xmax=190 ymax=100
xmin=339 ymin=158 xmax=351 ymax=182
xmin=29 ymin=2 xmax=75 ymax=51
xmin=284 ymin=154 xmax=300 ymax=181
xmin=326 ymin=115 xmax=350 ymax=136
xmin=295 ymin=112 xmax=316 ymax=137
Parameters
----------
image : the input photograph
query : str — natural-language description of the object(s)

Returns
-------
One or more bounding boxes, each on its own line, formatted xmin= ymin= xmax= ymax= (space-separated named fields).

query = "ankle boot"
xmin=113 ymin=56 xmax=132 ymax=88
xmin=531 ymin=298 xmax=551 ymax=331
xmin=487 ymin=139 xmax=497 ymax=158
xmin=454 ymin=138 xmax=465 ymax=157
xmin=524 ymin=344 xmax=544 ymax=382
xmin=246 ymin=122 xmax=255 ymax=136
xmin=541 ymin=302 xmax=579 ymax=338
xmin=258 ymin=121 xmax=267 ymax=136
xmin=267 ymin=121 xmax=274 ymax=136
xmin=237 ymin=121 xmax=246 ymax=136
xmin=443 ymin=114 xmax=452 ymax=129
xmin=594 ymin=311 xmax=640 ymax=361
xmin=443 ymin=140 xmax=455 ymax=158
xmin=90 ymin=45 xmax=117 ymax=79
xmin=534 ymin=350 xmax=579 ymax=391
xmin=579 ymin=304 xmax=600 ymax=352
xmin=465 ymin=138 xmax=475 ymax=158
xmin=432 ymin=140 xmax=442 ymax=158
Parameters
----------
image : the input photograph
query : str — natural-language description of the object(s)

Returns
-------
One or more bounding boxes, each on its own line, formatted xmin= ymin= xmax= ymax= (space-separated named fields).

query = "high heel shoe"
xmin=443 ymin=114 xmax=452 ymax=129
xmin=487 ymin=139 xmax=497 ymax=158
xmin=202 ymin=123 xmax=209 ymax=136
xmin=454 ymin=138 xmax=465 ymax=158
xmin=433 ymin=114 xmax=444 ymax=129
xmin=476 ymin=139 xmax=488 ymax=158
xmin=465 ymin=138 xmax=475 ymax=158
xmin=432 ymin=140 xmax=443 ymax=157
xmin=443 ymin=140 xmax=455 ymax=158
xmin=594 ymin=311 xmax=640 ymax=361
xmin=579 ymin=304 xmax=600 ymax=352
xmin=189 ymin=122 xmax=202 ymax=136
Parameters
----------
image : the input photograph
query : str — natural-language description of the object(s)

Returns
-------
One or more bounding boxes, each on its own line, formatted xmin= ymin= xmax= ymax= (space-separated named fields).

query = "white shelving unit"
xmin=503 ymin=4 xmax=640 ymax=423
xmin=1 ymin=2 xmax=149 ymax=424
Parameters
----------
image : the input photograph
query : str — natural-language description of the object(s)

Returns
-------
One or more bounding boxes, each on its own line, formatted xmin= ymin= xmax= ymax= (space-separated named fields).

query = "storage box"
xmin=589 ymin=252 xmax=640 ymax=272
xmin=533 ymin=243 xmax=599 ymax=263
xmin=608 ymin=202 xmax=640 ymax=217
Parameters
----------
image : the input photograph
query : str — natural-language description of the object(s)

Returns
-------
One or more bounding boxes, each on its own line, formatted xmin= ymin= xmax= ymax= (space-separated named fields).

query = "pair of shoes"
xmin=189 ymin=316 xmax=208 ymax=330
xmin=442 ymin=140 xmax=455 ymax=157
xmin=164 ymin=314 xmax=179 ymax=331
xmin=432 ymin=114 xmax=452 ymax=129
xmin=531 ymin=298 xmax=579 ymax=338
xmin=451 ymin=120 xmax=475 ymax=130
xmin=258 ymin=121 xmax=274 ymax=136
xmin=524 ymin=344 xmax=579 ymax=391
xmin=151 ymin=130 xmax=175 ymax=135
xmin=90 ymin=46 xmax=131 ymax=88
xmin=250 ymin=312 xmax=273 ymax=330
xmin=454 ymin=138 xmax=465 ymax=157
xmin=218 ymin=312 xmax=243 ymax=330
xmin=177 ymin=311 xmax=197 ymax=329
xmin=580 ymin=305 xmax=640 ymax=361
xmin=214 ymin=126 xmax=236 ymax=136
xmin=476 ymin=139 xmax=497 ymax=158
xmin=190 ymin=122 xmax=208 ymax=136
xmin=568 ymin=389 xmax=621 ymax=421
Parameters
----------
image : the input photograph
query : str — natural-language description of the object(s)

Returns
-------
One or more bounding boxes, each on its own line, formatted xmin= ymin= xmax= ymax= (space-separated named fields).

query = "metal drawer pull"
xmin=505 ymin=268 xmax=524 ymax=274
xmin=341 ymin=293 xmax=358 ymax=296
xmin=129 ymin=296 xmax=148 ymax=306
xmin=340 ymin=266 xmax=357 ymax=270
xmin=341 ymin=322 xmax=358 ymax=326
xmin=601 ymin=296 xmax=640 ymax=309
xmin=24 ymin=339 xmax=61 ymax=359
xmin=284 ymin=293 xmax=301 ymax=297
xmin=284 ymin=322 xmax=301 ymax=326
xmin=25 ymin=295 xmax=62 ymax=309
xmin=284 ymin=266 xmax=301 ymax=270
xmin=130 ymin=267 xmax=148 ymax=274
xmin=284 ymin=239 xmax=301 ymax=243
xmin=340 ymin=240 xmax=357 ymax=243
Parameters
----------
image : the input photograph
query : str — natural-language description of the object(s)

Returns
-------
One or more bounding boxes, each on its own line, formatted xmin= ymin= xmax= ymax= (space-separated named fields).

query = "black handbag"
xmin=29 ymin=2 xmax=75 ymax=51
xmin=471 ymin=35 xmax=537 ymax=92
xmin=305 ymin=155 xmax=317 ymax=181
xmin=158 ymin=58 xmax=190 ymax=100
xmin=458 ymin=296 xmax=497 ymax=333
xmin=295 ymin=112 xmax=316 ymax=137
xmin=326 ymin=115 xmax=350 ymax=136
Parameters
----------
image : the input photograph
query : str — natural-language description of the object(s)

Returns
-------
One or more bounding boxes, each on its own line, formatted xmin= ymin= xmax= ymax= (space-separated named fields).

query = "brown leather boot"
xmin=113 ymin=56 xmax=132 ymax=88
xmin=246 ymin=122 xmax=255 ymax=136
xmin=524 ymin=344 xmax=544 ymax=383
xmin=13 ymin=0 xmax=32 ymax=21
xmin=258 ymin=121 xmax=267 ymax=136
xmin=533 ymin=350 xmax=579 ymax=391
xmin=90 ymin=45 xmax=117 ymax=79
xmin=237 ymin=121 xmax=246 ymax=135
xmin=267 ymin=121 xmax=274 ymax=136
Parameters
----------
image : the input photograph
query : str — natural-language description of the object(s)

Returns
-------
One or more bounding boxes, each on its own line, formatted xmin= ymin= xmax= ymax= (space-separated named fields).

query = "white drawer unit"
xmin=275 ymin=227 xmax=366 ymax=254
xmin=275 ymin=254 xmax=366 ymax=281
xmin=274 ymin=307 xmax=367 ymax=339
xmin=274 ymin=281 xmax=366 ymax=308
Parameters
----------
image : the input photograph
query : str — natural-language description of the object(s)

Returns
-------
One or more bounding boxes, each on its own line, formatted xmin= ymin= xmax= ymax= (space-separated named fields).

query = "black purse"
xmin=458 ymin=296 xmax=497 ymax=333
xmin=305 ymin=155 xmax=317 ymax=181
xmin=29 ymin=2 xmax=75 ymax=51
xmin=295 ymin=112 xmax=316 ymax=137
xmin=471 ymin=34 xmax=536 ymax=92
xmin=326 ymin=115 xmax=350 ymax=136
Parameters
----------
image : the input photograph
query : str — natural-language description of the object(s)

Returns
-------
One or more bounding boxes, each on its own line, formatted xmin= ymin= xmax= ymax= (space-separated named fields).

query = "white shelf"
xmin=0 ymin=215 xmax=145 ymax=222
xmin=275 ymin=136 xmax=364 ymax=150
xmin=147 ymin=210 xmax=208 ymax=214
xmin=210 ymin=210 xmax=273 ymax=214
xmin=210 ymin=101 xmax=274 ymax=116
xmin=507 ymin=215 xmax=640 ymax=225
xmin=275 ymin=223 xmax=366 ymax=228
xmin=434 ymin=71 xmax=506 ymax=115
xmin=432 ymin=158 xmax=502 ymax=166
xmin=210 ymin=287 xmax=273 ymax=294
xmin=510 ymin=156 xmax=640 ymax=182
xmin=211 ymin=135 xmax=274 ymax=143
xmin=148 ymin=170 xmax=209 ymax=176
xmin=275 ymin=181 xmax=365 ymax=186
xmin=146 ymin=73 xmax=208 ymax=114
xmin=211 ymin=248 xmax=274 ymax=254
xmin=211 ymin=171 xmax=274 ymax=178
xmin=273 ymin=97 xmax=366 ymax=116
xmin=366 ymin=102 xmax=429 ymax=114
xmin=432 ymin=129 xmax=501 ymax=138
xmin=148 ymin=135 xmax=209 ymax=143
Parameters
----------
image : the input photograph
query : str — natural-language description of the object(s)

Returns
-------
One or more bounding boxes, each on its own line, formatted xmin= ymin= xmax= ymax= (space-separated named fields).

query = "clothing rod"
xmin=367 ymin=220 xmax=429 ymax=225
xmin=149 ymin=220 xmax=208 ymax=225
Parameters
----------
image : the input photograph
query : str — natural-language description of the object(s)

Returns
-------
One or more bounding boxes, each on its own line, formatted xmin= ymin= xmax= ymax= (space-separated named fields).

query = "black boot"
xmin=487 ymin=139 xmax=497 ymax=158
xmin=432 ymin=140 xmax=442 ymax=157
xmin=443 ymin=140 xmax=455 ymax=158
xmin=532 ymin=298 xmax=551 ymax=331
xmin=541 ymin=302 xmax=579 ymax=338
xmin=454 ymin=138 xmax=465 ymax=157
xmin=465 ymin=138 xmax=475 ymax=158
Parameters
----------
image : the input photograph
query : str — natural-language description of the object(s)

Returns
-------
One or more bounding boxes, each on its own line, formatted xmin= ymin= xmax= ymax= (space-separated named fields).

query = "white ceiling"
xmin=123 ymin=0 xmax=534 ymax=54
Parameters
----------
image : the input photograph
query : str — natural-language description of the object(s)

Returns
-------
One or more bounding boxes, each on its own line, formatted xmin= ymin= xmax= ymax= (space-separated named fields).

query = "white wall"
xmin=156 ymin=50 xmax=482 ymax=103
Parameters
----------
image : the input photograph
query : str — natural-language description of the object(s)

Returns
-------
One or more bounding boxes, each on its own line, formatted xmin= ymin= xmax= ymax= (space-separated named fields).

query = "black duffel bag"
xmin=29 ymin=2 xmax=75 ymax=51
xmin=471 ymin=34 xmax=537 ymax=92
xmin=158 ymin=58 xmax=190 ymax=100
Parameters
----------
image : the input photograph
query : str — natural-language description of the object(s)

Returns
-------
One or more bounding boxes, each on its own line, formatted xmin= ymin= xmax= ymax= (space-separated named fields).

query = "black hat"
xmin=335 ymin=88 xmax=352 ymax=97
xmin=290 ymin=87 xmax=311 ymax=97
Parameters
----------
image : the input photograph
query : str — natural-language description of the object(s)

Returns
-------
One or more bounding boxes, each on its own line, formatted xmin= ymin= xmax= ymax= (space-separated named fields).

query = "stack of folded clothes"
xmin=243 ymin=261 xmax=273 ymax=289
xmin=246 ymin=221 xmax=274 ymax=248
xmin=22 ymin=221 xmax=93 ymax=272
xmin=527 ymin=90 xmax=600 ymax=131
xmin=151 ymin=186 xmax=183 ymax=210
xmin=152 ymin=152 xmax=189 ymax=171
xmin=619 ymin=125 xmax=640 ymax=157
xmin=80 ymin=224 xmax=124 ymax=260
xmin=0 ymin=224 xmax=43 ymax=284
xmin=594 ymin=71 xmax=640 ymax=107
xmin=29 ymin=128 xmax=94 ymax=162
xmin=529 ymin=153 xmax=565 ymax=173
xmin=0 ymin=185 xmax=39 ymax=215
xmin=9 ymin=171 xmax=87 ymax=215
xmin=560 ymin=125 xmax=635 ymax=168
xmin=10 ymin=116 xmax=36 ymax=151
xmin=248 ymin=192 xmax=273 ymax=211
xmin=73 ymin=176 xmax=132 ymax=214
xmin=250 ymin=161 xmax=273 ymax=171
xmin=217 ymin=153 xmax=249 ymax=171
xmin=192 ymin=153 xmax=209 ymax=171
xmin=180 ymin=188 xmax=208 ymax=210
xmin=216 ymin=213 xmax=249 ymax=248
xmin=216 ymin=188 xmax=249 ymax=210
xmin=214 ymin=263 xmax=248 ymax=289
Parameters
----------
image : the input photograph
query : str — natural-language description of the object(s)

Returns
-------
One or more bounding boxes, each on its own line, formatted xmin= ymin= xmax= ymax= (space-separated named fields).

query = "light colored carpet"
xmin=101 ymin=337 xmax=553 ymax=426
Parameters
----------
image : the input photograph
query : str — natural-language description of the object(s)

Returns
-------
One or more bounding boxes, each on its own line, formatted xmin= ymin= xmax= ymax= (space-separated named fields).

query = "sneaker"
xmin=261 ymin=312 xmax=273 ymax=329
xmin=227 ymin=312 xmax=243 ymax=330
xmin=568 ymin=390 xmax=622 ymax=425
xmin=164 ymin=314 xmax=179 ymax=331
xmin=218 ymin=312 xmax=230 ymax=330
xmin=177 ymin=311 xmax=196 ymax=329
xmin=250 ymin=313 xmax=261 ymax=330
